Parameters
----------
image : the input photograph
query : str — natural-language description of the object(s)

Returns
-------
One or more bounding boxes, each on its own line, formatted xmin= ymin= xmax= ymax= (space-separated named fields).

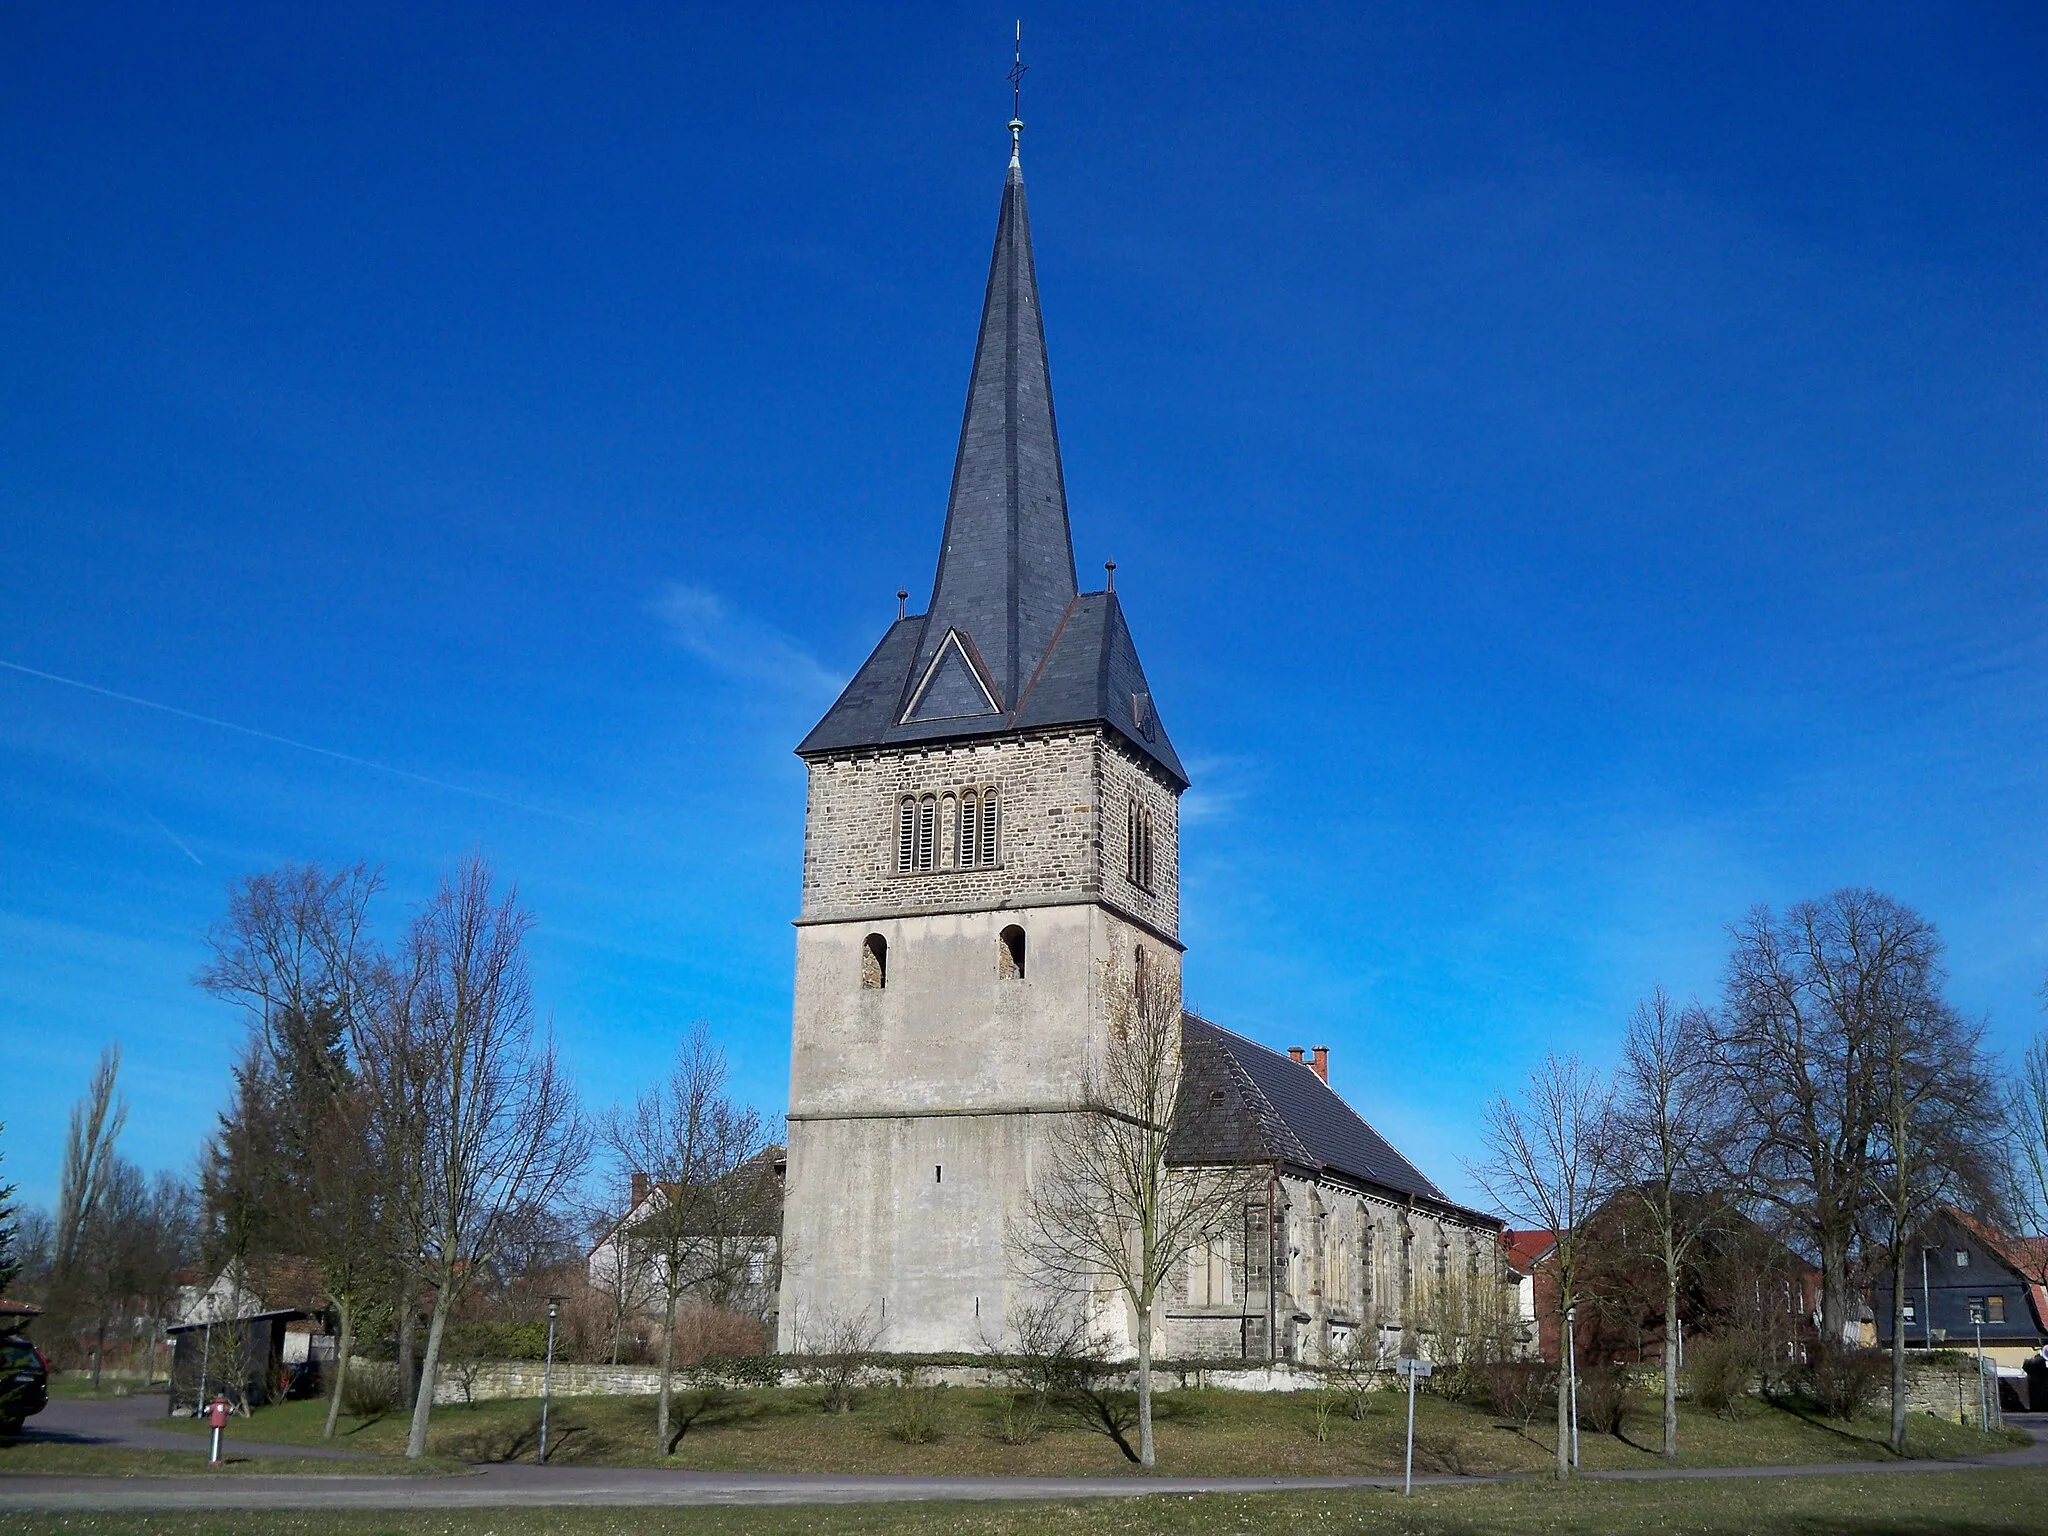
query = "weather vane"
xmin=1007 ymin=20 xmax=1026 ymax=161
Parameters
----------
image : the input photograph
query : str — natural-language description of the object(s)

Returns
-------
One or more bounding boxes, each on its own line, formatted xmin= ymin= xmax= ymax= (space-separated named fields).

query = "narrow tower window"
xmin=861 ymin=933 xmax=887 ymax=990
xmin=915 ymin=794 xmax=937 ymax=872
xmin=897 ymin=799 xmax=917 ymax=873
xmin=998 ymin=924 xmax=1026 ymax=981
xmin=958 ymin=790 xmax=979 ymax=868
xmin=979 ymin=790 xmax=1000 ymax=866
xmin=1126 ymin=799 xmax=1154 ymax=891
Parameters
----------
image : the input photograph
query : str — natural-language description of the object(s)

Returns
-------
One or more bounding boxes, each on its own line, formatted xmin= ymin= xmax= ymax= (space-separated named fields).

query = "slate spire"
xmin=904 ymin=140 xmax=1078 ymax=717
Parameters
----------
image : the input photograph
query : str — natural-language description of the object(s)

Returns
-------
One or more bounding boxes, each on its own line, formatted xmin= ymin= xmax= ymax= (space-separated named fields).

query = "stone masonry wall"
xmin=801 ymin=729 xmax=1179 ymax=941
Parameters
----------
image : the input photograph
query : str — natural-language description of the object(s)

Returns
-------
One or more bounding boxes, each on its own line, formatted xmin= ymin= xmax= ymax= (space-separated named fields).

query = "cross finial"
xmin=1007 ymin=20 xmax=1026 ymax=166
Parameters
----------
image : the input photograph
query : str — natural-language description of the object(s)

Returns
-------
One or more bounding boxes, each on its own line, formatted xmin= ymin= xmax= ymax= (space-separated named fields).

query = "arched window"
xmin=1126 ymin=798 xmax=1154 ymax=891
xmin=957 ymin=791 xmax=979 ymax=868
xmin=998 ymin=924 xmax=1025 ymax=981
xmin=897 ymin=798 xmax=917 ymax=873
xmin=979 ymin=790 xmax=1000 ymax=866
xmin=861 ymin=933 xmax=887 ymax=989
xmin=915 ymin=795 xmax=937 ymax=872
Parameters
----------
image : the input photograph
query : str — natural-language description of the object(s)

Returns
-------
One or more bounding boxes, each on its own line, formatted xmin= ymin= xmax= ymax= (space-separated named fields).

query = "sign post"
xmin=1395 ymin=1357 xmax=1432 ymax=1497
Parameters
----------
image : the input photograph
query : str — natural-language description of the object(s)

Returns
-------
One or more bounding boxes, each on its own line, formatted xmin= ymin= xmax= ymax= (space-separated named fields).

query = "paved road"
xmin=3 ymin=1399 xmax=2045 ymax=1511
xmin=15 ymin=1392 xmax=371 ymax=1461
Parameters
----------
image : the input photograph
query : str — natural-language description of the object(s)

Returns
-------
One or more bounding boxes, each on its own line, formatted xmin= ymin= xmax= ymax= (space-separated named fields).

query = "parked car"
xmin=0 ymin=1336 xmax=49 ymax=1434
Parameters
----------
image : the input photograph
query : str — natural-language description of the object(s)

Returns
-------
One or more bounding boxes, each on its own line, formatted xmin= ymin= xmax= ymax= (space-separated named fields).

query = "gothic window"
xmin=998 ymin=924 xmax=1026 ymax=981
xmin=861 ymin=934 xmax=887 ymax=989
xmin=1188 ymin=1238 xmax=1233 ymax=1307
xmin=1125 ymin=798 xmax=1154 ymax=891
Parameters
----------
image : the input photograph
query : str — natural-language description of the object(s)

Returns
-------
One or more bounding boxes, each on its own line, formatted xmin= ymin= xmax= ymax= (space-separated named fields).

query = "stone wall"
xmin=799 ymin=730 xmax=1179 ymax=941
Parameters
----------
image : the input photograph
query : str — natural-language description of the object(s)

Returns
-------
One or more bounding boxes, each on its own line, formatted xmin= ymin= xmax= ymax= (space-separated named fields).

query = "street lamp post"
xmin=1921 ymin=1248 xmax=1934 ymax=1353
xmin=1565 ymin=1304 xmax=1580 ymax=1472
xmin=538 ymin=1295 xmax=563 ymax=1464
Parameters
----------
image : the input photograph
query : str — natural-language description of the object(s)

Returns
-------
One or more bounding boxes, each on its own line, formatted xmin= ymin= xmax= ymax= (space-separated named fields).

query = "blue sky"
xmin=3 ymin=4 xmax=2043 ymax=1214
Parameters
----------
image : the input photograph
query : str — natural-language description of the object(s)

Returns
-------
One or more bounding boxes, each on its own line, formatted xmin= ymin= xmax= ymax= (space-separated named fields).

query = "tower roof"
xmin=799 ymin=143 xmax=1186 ymax=786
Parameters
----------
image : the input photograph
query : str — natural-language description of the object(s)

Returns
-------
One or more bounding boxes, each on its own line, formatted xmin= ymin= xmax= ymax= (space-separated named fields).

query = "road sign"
xmin=1394 ymin=1358 xmax=1433 ymax=1378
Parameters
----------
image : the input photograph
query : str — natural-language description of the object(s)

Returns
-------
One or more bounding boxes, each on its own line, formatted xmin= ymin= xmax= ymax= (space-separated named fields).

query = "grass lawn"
xmin=0 ymin=1442 xmax=463 ymax=1478
xmin=8 ymin=1469 xmax=2048 ymax=1535
xmin=145 ymin=1384 xmax=2025 ymax=1476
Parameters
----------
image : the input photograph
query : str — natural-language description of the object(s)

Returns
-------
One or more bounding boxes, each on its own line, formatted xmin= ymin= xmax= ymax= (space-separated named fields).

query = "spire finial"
xmin=1104 ymin=558 xmax=1116 ymax=592
xmin=1006 ymin=20 xmax=1026 ymax=167
xmin=897 ymin=588 xmax=909 ymax=619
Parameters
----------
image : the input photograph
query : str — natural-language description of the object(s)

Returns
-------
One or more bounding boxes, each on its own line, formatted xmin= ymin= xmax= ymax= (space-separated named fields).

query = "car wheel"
xmin=0 ymin=1417 xmax=23 ymax=1437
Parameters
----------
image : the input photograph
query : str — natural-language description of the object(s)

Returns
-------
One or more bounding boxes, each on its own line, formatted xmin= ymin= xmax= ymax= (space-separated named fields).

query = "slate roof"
xmin=1172 ymin=1015 xmax=1502 ymax=1229
xmin=797 ymin=147 xmax=1185 ymax=787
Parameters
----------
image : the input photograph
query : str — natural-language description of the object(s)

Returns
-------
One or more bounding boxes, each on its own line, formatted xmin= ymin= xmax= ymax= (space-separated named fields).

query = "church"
xmin=776 ymin=122 xmax=1502 ymax=1366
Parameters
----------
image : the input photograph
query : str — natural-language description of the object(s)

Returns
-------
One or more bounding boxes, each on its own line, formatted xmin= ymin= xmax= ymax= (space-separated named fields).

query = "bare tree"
xmin=1013 ymin=952 xmax=1258 ymax=1468
xmin=0 ymin=1122 xmax=23 ymax=1298
xmin=196 ymin=861 xmax=394 ymax=1437
xmin=1712 ymin=891 xmax=1927 ymax=1346
xmin=2004 ymin=1019 xmax=2048 ymax=1301
xmin=1610 ymin=990 xmax=1724 ymax=1458
xmin=1865 ymin=926 xmax=1998 ymax=1454
xmin=601 ymin=1025 xmax=772 ymax=1453
xmin=1473 ymin=1054 xmax=1614 ymax=1482
xmin=56 ymin=1046 xmax=127 ymax=1278
xmin=396 ymin=855 xmax=586 ymax=1459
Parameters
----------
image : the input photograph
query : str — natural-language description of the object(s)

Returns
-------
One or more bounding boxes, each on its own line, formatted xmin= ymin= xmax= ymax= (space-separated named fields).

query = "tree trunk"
xmin=1135 ymin=1302 xmax=1155 ymax=1469
xmin=396 ymin=1272 xmax=418 ymax=1411
xmin=404 ymin=1283 xmax=454 ymax=1459
xmin=323 ymin=1303 xmax=355 ymax=1439
xmin=92 ymin=1305 xmax=108 ymax=1390
xmin=1663 ymin=1270 xmax=1679 ymax=1458
xmin=656 ymin=1289 xmax=678 ymax=1454
xmin=1889 ymin=1243 xmax=1909 ymax=1455
xmin=1820 ymin=1230 xmax=1850 ymax=1348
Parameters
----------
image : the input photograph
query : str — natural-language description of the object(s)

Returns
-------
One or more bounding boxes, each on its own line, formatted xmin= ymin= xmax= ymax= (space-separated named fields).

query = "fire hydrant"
xmin=205 ymin=1397 xmax=231 ymax=1465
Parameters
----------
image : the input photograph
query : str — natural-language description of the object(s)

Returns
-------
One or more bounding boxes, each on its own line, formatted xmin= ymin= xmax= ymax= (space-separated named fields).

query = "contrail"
xmin=0 ymin=657 xmax=599 ymax=829
xmin=87 ymin=756 xmax=204 ymax=868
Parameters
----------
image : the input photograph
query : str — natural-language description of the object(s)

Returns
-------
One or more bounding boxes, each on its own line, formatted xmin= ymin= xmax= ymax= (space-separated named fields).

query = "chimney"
xmin=1311 ymin=1046 xmax=1329 ymax=1084
xmin=630 ymin=1171 xmax=649 ymax=1209
xmin=1287 ymin=1047 xmax=1305 ymax=1065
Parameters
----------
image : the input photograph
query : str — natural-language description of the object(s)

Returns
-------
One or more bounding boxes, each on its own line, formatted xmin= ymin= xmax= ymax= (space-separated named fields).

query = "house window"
xmin=1903 ymin=1301 xmax=1917 ymax=1323
xmin=1989 ymin=1296 xmax=2006 ymax=1324
xmin=998 ymin=924 xmax=1026 ymax=981
xmin=861 ymin=934 xmax=887 ymax=989
xmin=1126 ymin=799 xmax=1154 ymax=891
xmin=1969 ymin=1299 xmax=1985 ymax=1325
xmin=1956 ymin=1250 xmax=1970 ymax=1268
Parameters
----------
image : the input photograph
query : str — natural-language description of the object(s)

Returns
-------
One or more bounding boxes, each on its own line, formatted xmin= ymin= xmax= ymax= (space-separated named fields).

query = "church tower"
xmin=777 ymin=127 xmax=1188 ymax=1353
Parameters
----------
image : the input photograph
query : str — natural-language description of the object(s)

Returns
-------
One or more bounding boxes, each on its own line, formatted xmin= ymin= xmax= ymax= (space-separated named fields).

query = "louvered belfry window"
xmin=958 ymin=791 xmax=980 ymax=867
xmin=897 ymin=785 xmax=995 ymax=874
xmin=1126 ymin=799 xmax=1154 ymax=891
xmin=979 ymin=790 xmax=999 ymax=866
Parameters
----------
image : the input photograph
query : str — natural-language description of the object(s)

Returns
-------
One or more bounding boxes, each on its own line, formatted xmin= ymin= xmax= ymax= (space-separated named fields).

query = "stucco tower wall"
xmin=781 ymin=729 xmax=1183 ymax=1354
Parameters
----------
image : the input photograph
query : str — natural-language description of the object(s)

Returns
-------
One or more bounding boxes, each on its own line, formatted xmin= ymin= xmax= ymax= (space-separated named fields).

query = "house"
xmin=587 ymin=1149 xmax=784 ymax=1328
xmin=1872 ymin=1208 xmax=2048 ymax=1370
xmin=175 ymin=1255 xmax=337 ymax=1379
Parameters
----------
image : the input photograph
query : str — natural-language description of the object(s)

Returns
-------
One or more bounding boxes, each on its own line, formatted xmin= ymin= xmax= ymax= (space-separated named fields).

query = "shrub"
xmin=1797 ymin=1346 xmax=1888 ymax=1421
xmin=340 ymin=1360 xmax=398 ymax=1417
xmin=883 ymin=1370 xmax=943 ymax=1444
xmin=1685 ymin=1332 xmax=1758 ymax=1418
xmin=1474 ymin=1359 xmax=1556 ymax=1428
xmin=1574 ymin=1365 xmax=1641 ymax=1436
xmin=694 ymin=1353 xmax=783 ymax=1389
